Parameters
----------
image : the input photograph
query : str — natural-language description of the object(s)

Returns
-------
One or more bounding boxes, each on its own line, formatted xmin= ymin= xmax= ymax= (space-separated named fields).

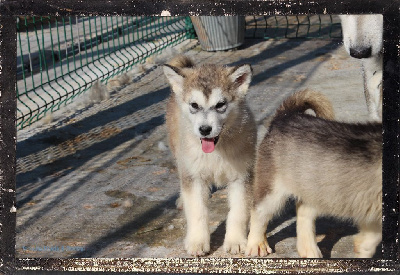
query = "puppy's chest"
xmin=185 ymin=150 xmax=243 ymax=186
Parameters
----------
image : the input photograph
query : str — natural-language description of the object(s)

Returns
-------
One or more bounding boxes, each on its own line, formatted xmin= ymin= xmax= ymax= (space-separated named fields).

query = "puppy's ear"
xmin=229 ymin=64 xmax=252 ymax=97
xmin=163 ymin=64 xmax=185 ymax=96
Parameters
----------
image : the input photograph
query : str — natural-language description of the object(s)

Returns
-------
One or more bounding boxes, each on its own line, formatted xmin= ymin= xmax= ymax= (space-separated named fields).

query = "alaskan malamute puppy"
xmin=163 ymin=56 xmax=257 ymax=256
xmin=246 ymin=89 xmax=382 ymax=258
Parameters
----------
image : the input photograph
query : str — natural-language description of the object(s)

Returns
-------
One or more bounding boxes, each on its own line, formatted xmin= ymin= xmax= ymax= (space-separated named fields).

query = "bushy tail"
xmin=274 ymin=89 xmax=335 ymax=120
xmin=167 ymin=55 xmax=195 ymax=69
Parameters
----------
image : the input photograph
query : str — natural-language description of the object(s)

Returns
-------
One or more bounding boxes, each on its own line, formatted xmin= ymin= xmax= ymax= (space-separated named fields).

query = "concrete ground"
xmin=16 ymin=37 xmax=381 ymax=259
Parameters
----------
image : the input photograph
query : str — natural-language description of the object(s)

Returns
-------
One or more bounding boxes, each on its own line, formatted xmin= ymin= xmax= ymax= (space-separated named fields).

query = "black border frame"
xmin=0 ymin=0 xmax=399 ymax=273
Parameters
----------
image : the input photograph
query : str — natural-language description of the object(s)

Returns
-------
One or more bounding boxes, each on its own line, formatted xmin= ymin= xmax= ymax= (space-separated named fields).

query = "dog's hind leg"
xmin=246 ymin=185 xmax=288 ymax=257
xmin=224 ymin=178 xmax=249 ymax=254
xmin=354 ymin=222 xmax=382 ymax=258
xmin=296 ymin=202 xmax=323 ymax=258
xmin=181 ymin=176 xmax=210 ymax=256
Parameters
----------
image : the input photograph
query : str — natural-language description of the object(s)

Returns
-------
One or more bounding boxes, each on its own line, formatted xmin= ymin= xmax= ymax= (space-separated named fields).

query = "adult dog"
xmin=339 ymin=15 xmax=383 ymax=121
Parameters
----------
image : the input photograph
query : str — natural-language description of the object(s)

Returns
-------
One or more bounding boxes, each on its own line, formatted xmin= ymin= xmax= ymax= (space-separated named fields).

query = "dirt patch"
xmin=116 ymin=156 xmax=152 ymax=167
xmin=106 ymin=189 xmax=183 ymax=248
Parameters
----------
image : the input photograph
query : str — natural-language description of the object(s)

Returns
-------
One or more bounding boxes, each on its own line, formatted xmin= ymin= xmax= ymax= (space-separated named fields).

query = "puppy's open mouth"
xmin=200 ymin=136 xmax=219 ymax=153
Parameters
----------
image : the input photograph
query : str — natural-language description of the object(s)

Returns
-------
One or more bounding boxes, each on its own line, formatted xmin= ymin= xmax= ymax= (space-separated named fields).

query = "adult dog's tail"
xmin=274 ymin=89 xmax=335 ymax=120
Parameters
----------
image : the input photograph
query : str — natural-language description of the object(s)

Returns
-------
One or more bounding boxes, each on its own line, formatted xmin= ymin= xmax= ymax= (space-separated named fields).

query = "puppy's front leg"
xmin=224 ymin=178 xmax=249 ymax=254
xmin=181 ymin=177 xmax=210 ymax=256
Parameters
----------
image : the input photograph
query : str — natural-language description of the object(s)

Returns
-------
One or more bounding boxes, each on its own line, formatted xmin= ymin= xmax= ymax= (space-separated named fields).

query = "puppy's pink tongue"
xmin=201 ymin=138 xmax=215 ymax=153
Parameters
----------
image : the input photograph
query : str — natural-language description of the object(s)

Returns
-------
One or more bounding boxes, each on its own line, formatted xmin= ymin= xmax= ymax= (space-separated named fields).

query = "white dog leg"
xmin=296 ymin=202 xmax=322 ymax=258
xmin=362 ymin=56 xmax=383 ymax=121
xmin=355 ymin=222 xmax=382 ymax=258
xmin=181 ymin=179 xmax=210 ymax=256
xmin=223 ymin=178 xmax=249 ymax=254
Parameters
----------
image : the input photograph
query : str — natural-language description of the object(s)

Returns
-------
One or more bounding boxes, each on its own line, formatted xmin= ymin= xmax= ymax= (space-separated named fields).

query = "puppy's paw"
xmin=175 ymin=196 xmax=183 ymax=210
xmin=353 ymin=232 xmax=364 ymax=254
xmin=354 ymin=231 xmax=381 ymax=258
xmin=245 ymin=237 xmax=272 ymax=257
xmin=223 ymin=237 xmax=247 ymax=254
xmin=357 ymin=249 xmax=375 ymax=258
xmin=185 ymin=234 xmax=210 ymax=256
xmin=297 ymin=240 xmax=322 ymax=258
xmin=185 ymin=241 xmax=210 ymax=256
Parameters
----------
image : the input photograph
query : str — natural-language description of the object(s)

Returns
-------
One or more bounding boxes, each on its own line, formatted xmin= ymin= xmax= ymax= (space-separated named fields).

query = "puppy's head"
xmin=339 ymin=14 xmax=383 ymax=59
xmin=163 ymin=56 xmax=252 ymax=153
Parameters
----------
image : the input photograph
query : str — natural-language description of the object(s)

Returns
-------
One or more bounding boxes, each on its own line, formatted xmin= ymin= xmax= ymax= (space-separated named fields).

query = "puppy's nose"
xmin=350 ymin=47 xmax=372 ymax=59
xmin=199 ymin=125 xmax=212 ymax=136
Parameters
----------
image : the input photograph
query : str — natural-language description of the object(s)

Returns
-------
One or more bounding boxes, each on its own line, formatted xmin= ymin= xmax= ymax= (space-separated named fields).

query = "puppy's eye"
xmin=215 ymin=101 xmax=226 ymax=109
xmin=215 ymin=101 xmax=227 ymax=113
xmin=190 ymin=102 xmax=199 ymax=110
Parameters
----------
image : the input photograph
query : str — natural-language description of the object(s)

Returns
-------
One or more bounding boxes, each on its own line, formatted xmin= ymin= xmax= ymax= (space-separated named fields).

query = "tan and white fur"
xmin=339 ymin=14 xmax=383 ymax=121
xmin=163 ymin=56 xmax=257 ymax=256
xmin=246 ymin=89 xmax=382 ymax=258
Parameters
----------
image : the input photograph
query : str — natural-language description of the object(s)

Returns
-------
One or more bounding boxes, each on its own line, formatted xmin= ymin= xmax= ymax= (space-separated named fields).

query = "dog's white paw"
xmin=353 ymin=232 xmax=364 ymax=254
xmin=353 ymin=230 xmax=381 ymax=258
xmin=175 ymin=196 xmax=183 ymax=210
xmin=185 ymin=241 xmax=210 ymax=256
xmin=245 ymin=236 xmax=272 ymax=257
xmin=357 ymin=248 xmax=376 ymax=258
xmin=223 ymin=237 xmax=247 ymax=254
xmin=185 ymin=234 xmax=210 ymax=256
xmin=297 ymin=240 xmax=322 ymax=258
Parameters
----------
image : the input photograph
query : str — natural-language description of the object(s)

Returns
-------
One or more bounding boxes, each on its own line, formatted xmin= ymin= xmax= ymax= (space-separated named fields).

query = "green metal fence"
xmin=16 ymin=15 xmax=341 ymax=130
xmin=17 ymin=16 xmax=194 ymax=129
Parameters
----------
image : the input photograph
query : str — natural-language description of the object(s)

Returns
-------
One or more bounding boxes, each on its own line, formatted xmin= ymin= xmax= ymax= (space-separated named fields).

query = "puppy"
xmin=163 ymin=56 xmax=257 ymax=256
xmin=246 ymin=89 xmax=382 ymax=258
